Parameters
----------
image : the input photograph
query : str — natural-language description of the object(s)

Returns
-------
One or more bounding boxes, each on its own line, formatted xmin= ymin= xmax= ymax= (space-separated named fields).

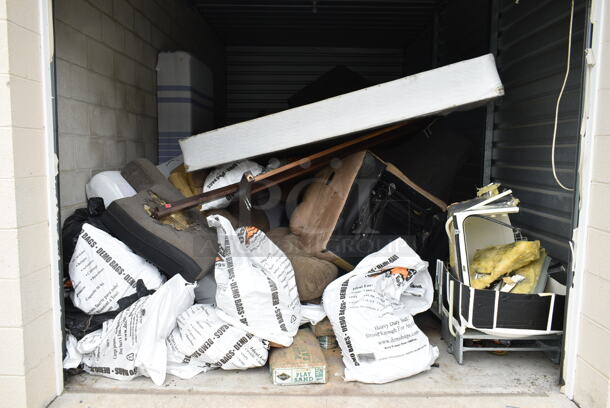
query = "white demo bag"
xmin=208 ymin=214 xmax=301 ymax=346
xmin=166 ymin=304 xmax=269 ymax=378
xmin=323 ymin=238 xmax=438 ymax=383
xmin=201 ymin=160 xmax=265 ymax=211
xmin=64 ymin=275 xmax=196 ymax=385
xmin=69 ymin=223 xmax=165 ymax=314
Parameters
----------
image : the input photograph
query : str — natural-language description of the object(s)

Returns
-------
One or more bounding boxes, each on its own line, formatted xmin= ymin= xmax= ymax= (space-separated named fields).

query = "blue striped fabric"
xmin=157 ymin=85 xmax=214 ymax=163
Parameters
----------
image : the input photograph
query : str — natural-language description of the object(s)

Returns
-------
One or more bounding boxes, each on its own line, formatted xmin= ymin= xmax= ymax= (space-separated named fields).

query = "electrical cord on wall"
xmin=551 ymin=0 xmax=575 ymax=192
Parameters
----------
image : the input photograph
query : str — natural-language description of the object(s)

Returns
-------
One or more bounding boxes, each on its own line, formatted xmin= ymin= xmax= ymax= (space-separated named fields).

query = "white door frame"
xmin=562 ymin=0 xmax=605 ymax=399
xmin=40 ymin=0 xmax=64 ymax=396
xmin=39 ymin=0 xmax=606 ymax=399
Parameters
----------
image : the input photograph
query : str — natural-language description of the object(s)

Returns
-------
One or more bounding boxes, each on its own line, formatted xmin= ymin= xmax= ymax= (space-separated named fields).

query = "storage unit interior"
xmin=54 ymin=0 xmax=585 ymax=399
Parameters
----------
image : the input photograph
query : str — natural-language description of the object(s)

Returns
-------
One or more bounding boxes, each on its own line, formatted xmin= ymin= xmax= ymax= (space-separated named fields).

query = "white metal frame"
xmin=452 ymin=206 xmax=519 ymax=284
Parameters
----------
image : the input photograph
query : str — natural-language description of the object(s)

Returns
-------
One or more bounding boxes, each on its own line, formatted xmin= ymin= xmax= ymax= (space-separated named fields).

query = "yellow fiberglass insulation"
xmin=509 ymin=248 xmax=547 ymax=294
xmin=469 ymin=240 xmax=541 ymax=289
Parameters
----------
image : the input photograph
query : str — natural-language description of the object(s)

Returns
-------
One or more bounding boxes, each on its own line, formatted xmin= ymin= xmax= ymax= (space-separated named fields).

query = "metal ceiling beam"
xmin=200 ymin=10 xmax=432 ymax=17
xmin=196 ymin=0 xmax=437 ymax=4
xmin=203 ymin=16 xmax=428 ymax=23
xmin=192 ymin=0 xmax=441 ymax=47
xmin=200 ymin=12 xmax=431 ymax=19
xmin=213 ymin=25 xmax=424 ymax=30
xmin=197 ymin=4 xmax=435 ymax=11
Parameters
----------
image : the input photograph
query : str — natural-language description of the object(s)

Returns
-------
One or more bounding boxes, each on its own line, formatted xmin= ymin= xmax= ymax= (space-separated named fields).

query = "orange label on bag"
xmin=372 ymin=267 xmax=415 ymax=280
xmin=244 ymin=226 xmax=259 ymax=243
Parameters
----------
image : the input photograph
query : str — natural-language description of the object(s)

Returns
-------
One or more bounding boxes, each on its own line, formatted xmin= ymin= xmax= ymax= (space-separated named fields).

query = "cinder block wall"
xmin=54 ymin=0 xmax=225 ymax=221
xmin=572 ymin=2 xmax=610 ymax=408
xmin=0 ymin=0 xmax=60 ymax=406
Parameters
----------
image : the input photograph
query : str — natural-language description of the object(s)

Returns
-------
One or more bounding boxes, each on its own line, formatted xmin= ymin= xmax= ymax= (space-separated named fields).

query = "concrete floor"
xmin=51 ymin=314 xmax=576 ymax=408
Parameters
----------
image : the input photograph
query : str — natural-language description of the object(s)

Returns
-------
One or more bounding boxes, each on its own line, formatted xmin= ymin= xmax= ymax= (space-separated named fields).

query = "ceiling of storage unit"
xmin=194 ymin=0 xmax=442 ymax=47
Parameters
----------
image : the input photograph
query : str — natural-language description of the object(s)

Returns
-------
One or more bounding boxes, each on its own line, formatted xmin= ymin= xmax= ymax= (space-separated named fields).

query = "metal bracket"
xmin=237 ymin=171 xmax=255 ymax=226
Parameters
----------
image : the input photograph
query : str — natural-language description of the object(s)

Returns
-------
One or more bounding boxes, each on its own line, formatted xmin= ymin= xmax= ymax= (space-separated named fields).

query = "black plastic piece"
xmin=61 ymin=198 xmax=110 ymax=277
xmin=326 ymin=152 xmax=444 ymax=267
xmin=101 ymin=201 xmax=203 ymax=283
xmin=64 ymin=279 xmax=154 ymax=340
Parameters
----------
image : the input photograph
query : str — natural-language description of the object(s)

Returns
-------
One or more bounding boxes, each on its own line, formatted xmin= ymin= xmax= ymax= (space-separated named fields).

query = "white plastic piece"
xmin=69 ymin=223 xmax=165 ymax=315
xmin=63 ymin=275 xmax=196 ymax=385
xmin=501 ymin=274 xmax=526 ymax=292
xmin=180 ymin=54 xmax=504 ymax=170
xmin=585 ymin=48 xmax=595 ymax=66
xmin=85 ymin=171 xmax=136 ymax=207
xmin=207 ymin=214 xmax=301 ymax=347
xmin=323 ymin=238 xmax=438 ymax=384
xmin=300 ymin=303 xmax=326 ymax=326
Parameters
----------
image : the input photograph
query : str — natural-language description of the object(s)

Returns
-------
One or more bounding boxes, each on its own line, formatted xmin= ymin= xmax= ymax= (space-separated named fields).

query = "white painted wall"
xmin=53 ymin=0 xmax=225 ymax=222
xmin=0 ymin=1 xmax=226 ymax=406
xmin=0 ymin=0 xmax=61 ymax=406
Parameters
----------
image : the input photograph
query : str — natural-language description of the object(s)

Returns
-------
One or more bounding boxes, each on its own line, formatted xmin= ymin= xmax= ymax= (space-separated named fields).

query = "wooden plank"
xmin=153 ymin=120 xmax=429 ymax=218
xmin=180 ymin=54 xmax=504 ymax=171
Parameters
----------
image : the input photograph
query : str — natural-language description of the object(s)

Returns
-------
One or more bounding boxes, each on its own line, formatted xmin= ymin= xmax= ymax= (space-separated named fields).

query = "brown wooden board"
xmin=152 ymin=120 xmax=432 ymax=219
xmin=290 ymin=150 xmax=447 ymax=268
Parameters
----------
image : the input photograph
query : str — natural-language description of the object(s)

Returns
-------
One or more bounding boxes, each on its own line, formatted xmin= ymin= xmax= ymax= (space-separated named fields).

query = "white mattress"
xmin=180 ymin=53 xmax=503 ymax=171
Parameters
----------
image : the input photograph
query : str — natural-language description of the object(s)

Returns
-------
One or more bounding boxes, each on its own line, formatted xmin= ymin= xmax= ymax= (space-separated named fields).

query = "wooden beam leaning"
xmin=151 ymin=119 xmax=430 ymax=219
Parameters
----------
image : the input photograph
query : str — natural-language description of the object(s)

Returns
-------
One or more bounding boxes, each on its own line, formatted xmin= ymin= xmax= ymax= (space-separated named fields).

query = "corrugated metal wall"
xmin=226 ymin=46 xmax=405 ymax=124
xmin=402 ymin=26 xmax=434 ymax=76
xmin=195 ymin=0 xmax=439 ymax=47
xmin=435 ymin=0 xmax=491 ymax=202
xmin=223 ymin=1 xmax=586 ymax=265
xmin=490 ymin=0 xmax=587 ymax=263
